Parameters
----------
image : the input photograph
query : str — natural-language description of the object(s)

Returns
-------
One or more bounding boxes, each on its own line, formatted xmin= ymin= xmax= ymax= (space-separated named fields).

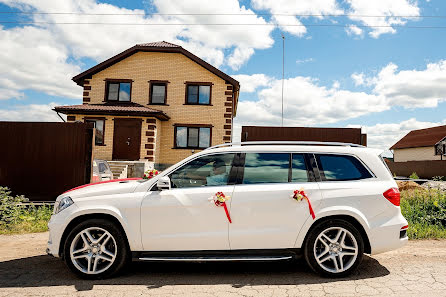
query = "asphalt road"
xmin=0 ymin=232 xmax=445 ymax=297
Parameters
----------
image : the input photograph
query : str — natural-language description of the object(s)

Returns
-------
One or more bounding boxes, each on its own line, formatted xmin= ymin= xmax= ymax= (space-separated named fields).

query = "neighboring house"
xmin=241 ymin=126 xmax=367 ymax=146
xmin=390 ymin=125 xmax=446 ymax=162
xmin=54 ymin=41 xmax=240 ymax=169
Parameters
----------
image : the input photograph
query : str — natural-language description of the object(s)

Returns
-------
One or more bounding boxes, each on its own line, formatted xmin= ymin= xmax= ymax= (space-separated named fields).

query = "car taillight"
xmin=383 ymin=188 xmax=401 ymax=206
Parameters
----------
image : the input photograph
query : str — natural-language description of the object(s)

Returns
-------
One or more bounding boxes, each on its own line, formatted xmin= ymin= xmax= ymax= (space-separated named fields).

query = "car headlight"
xmin=54 ymin=196 xmax=74 ymax=214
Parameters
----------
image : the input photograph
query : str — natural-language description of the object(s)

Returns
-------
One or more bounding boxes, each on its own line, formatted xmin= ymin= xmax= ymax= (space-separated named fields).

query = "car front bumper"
xmin=46 ymin=204 xmax=79 ymax=258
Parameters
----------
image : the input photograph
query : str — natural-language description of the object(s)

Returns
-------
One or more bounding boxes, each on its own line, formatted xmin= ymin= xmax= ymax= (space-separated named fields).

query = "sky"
xmin=1 ymin=0 xmax=446 ymax=154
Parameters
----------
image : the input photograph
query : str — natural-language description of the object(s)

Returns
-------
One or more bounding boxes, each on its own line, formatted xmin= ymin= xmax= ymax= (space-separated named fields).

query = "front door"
xmin=140 ymin=153 xmax=237 ymax=251
xmin=229 ymin=152 xmax=323 ymax=250
xmin=112 ymin=118 xmax=141 ymax=160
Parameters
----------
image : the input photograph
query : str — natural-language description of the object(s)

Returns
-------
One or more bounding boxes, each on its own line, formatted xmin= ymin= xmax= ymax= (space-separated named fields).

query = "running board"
xmin=138 ymin=255 xmax=293 ymax=262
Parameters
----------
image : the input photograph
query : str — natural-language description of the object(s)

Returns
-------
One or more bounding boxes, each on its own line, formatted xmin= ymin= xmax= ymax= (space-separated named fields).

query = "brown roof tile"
xmin=54 ymin=103 xmax=170 ymax=121
xmin=137 ymin=41 xmax=180 ymax=47
xmin=390 ymin=125 xmax=446 ymax=149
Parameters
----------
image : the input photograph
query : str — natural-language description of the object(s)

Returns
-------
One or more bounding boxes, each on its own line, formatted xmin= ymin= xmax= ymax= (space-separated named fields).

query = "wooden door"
xmin=112 ymin=118 xmax=142 ymax=160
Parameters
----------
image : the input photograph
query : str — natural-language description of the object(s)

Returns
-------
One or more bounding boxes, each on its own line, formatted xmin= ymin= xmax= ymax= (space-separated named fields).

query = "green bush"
xmin=409 ymin=172 xmax=419 ymax=179
xmin=400 ymin=188 xmax=446 ymax=239
xmin=0 ymin=187 xmax=53 ymax=234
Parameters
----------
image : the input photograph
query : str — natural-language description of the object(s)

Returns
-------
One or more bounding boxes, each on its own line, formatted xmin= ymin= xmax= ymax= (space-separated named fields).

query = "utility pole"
xmin=281 ymin=33 xmax=285 ymax=127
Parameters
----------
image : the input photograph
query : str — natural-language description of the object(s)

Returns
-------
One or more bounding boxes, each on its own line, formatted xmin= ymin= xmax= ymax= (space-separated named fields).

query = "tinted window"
xmin=242 ymin=153 xmax=289 ymax=184
xmin=291 ymin=154 xmax=309 ymax=182
xmin=170 ymin=154 xmax=235 ymax=188
xmin=316 ymin=154 xmax=373 ymax=181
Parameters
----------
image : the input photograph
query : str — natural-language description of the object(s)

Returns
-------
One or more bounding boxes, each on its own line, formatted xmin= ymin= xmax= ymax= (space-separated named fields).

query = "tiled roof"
xmin=54 ymin=103 xmax=170 ymax=121
xmin=137 ymin=41 xmax=180 ymax=48
xmin=390 ymin=125 xmax=446 ymax=149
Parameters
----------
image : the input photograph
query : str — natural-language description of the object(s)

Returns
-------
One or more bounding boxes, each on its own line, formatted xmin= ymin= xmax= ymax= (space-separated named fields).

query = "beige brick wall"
xmin=393 ymin=146 xmax=441 ymax=162
xmin=80 ymin=51 xmax=233 ymax=165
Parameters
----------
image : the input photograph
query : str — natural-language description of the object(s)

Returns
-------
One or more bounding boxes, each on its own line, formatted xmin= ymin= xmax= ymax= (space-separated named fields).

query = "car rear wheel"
xmin=63 ymin=219 xmax=129 ymax=279
xmin=304 ymin=219 xmax=364 ymax=277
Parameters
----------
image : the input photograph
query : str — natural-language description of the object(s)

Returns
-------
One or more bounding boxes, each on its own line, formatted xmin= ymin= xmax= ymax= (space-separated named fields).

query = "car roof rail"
xmin=204 ymin=141 xmax=365 ymax=151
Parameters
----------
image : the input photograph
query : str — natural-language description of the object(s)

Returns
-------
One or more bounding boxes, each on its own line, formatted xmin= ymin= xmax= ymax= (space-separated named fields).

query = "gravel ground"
xmin=0 ymin=232 xmax=446 ymax=297
xmin=422 ymin=181 xmax=446 ymax=191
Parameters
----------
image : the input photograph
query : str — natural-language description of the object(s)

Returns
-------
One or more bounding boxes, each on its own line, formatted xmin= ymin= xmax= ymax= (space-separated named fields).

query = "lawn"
xmin=1 ymin=186 xmax=445 ymax=239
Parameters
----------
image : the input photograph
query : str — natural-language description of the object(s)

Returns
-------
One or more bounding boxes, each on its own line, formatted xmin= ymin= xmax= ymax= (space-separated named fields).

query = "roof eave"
xmin=53 ymin=107 xmax=170 ymax=121
xmin=72 ymin=45 xmax=240 ymax=89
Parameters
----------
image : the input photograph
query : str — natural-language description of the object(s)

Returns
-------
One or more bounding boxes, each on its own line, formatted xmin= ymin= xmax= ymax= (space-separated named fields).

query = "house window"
xmin=85 ymin=118 xmax=105 ymax=145
xmin=105 ymin=80 xmax=132 ymax=102
xmin=175 ymin=125 xmax=211 ymax=148
xmin=186 ymin=83 xmax=211 ymax=105
xmin=149 ymin=81 xmax=167 ymax=104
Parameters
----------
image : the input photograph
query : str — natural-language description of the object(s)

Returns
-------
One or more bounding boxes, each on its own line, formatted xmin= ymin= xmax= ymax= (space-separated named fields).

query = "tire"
xmin=304 ymin=219 xmax=364 ymax=277
xmin=63 ymin=218 xmax=129 ymax=279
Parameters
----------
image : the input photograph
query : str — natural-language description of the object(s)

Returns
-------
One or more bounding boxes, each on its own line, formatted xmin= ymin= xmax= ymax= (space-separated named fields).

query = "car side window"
xmin=291 ymin=153 xmax=310 ymax=182
xmin=242 ymin=153 xmax=289 ymax=184
xmin=169 ymin=153 xmax=235 ymax=188
xmin=315 ymin=154 xmax=373 ymax=181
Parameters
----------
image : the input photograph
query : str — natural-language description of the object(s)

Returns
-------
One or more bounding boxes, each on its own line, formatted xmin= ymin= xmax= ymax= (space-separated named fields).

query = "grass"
xmin=400 ymin=187 xmax=446 ymax=239
xmin=0 ymin=187 xmax=53 ymax=235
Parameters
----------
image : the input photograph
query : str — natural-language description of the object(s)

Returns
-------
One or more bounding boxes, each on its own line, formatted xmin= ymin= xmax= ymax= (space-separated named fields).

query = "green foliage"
xmin=400 ymin=188 xmax=446 ymax=239
xmin=409 ymin=172 xmax=419 ymax=179
xmin=432 ymin=176 xmax=445 ymax=181
xmin=0 ymin=187 xmax=53 ymax=234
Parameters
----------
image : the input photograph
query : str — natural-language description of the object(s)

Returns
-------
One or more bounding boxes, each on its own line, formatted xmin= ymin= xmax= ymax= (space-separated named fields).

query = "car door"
xmin=229 ymin=152 xmax=323 ymax=250
xmin=140 ymin=153 xmax=237 ymax=251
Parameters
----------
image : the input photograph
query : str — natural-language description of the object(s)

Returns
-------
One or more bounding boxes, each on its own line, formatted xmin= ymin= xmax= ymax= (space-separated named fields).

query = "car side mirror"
xmin=157 ymin=176 xmax=171 ymax=190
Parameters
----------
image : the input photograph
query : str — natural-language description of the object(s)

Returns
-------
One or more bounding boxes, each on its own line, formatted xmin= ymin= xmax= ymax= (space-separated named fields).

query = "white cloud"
xmin=251 ymin=0 xmax=343 ymax=37
xmin=0 ymin=25 xmax=81 ymax=100
xmin=351 ymin=72 xmax=365 ymax=86
xmin=345 ymin=24 xmax=363 ymax=37
xmin=233 ymin=75 xmax=388 ymax=134
xmin=231 ymin=74 xmax=273 ymax=92
xmin=345 ymin=0 xmax=420 ymax=38
xmin=0 ymin=102 xmax=64 ymax=121
xmin=349 ymin=118 xmax=446 ymax=151
xmin=296 ymin=58 xmax=314 ymax=64
xmin=360 ymin=60 xmax=446 ymax=108
xmin=227 ymin=47 xmax=255 ymax=70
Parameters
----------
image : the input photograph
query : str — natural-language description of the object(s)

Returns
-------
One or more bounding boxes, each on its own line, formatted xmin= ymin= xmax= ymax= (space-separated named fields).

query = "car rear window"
xmin=315 ymin=154 xmax=373 ymax=181
xmin=242 ymin=153 xmax=289 ymax=184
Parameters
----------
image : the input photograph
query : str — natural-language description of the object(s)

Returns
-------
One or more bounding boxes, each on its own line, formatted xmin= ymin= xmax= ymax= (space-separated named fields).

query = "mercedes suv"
xmin=47 ymin=141 xmax=408 ymax=279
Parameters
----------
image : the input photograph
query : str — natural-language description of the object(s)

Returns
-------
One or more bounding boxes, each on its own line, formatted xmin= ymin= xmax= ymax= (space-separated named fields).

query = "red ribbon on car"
xmin=212 ymin=192 xmax=232 ymax=223
xmin=292 ymin=189 xmax=316 ymax=220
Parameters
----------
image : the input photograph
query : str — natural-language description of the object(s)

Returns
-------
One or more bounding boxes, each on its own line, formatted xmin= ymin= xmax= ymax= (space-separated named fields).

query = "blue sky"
xmin=1 ymin=0 xmax=446 ymax=151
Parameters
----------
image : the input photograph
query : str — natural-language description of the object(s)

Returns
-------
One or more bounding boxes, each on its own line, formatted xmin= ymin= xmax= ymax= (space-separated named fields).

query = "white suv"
xmin=47 ymin=142 xmax=408 ymax=279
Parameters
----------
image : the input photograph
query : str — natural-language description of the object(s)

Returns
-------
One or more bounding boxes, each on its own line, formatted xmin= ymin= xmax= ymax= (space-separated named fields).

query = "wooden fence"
xmin=387 ymin=160 xmax=446 ymax=179
xmin=0 ymin=122 xmax=94 ymax=201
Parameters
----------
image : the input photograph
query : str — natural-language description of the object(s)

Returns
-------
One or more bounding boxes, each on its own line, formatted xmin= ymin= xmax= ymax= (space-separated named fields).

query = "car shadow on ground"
xmin=0 ymin=255 xmax=389 ymax=291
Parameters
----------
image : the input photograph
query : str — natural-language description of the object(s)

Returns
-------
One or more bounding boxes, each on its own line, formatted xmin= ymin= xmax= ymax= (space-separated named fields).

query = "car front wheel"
xmin=304 ymin=219 xmax=364 ymax=277
xmin=63 ymin=219 xmax=129 ymax=279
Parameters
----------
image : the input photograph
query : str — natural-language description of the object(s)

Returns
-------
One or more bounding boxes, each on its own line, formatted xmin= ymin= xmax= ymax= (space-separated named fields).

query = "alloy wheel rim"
xmin=313 ymin=226 xmax=358 ymax=274
xmin=69 ymin=227 xmax=117 ymax=275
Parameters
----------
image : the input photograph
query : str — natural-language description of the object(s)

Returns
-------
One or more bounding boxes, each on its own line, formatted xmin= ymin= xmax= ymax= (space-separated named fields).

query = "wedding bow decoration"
xmin=292 ymin=188 xmax=315 ymax=219
xmin=209 ymin=192 xmax=232 ymax=223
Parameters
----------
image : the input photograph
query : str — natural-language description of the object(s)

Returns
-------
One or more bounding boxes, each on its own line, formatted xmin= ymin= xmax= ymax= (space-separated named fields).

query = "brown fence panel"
xmin=241 ymin=126 xmax=365 ymax=145
xmin=387 ymin=160 xmax=446 ymax=179
xmin=0 ymin=122 xmax=93 ymax=201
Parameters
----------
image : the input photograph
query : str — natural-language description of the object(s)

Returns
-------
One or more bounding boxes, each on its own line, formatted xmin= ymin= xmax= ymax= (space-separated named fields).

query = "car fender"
xmin=294 ymin=206 xmax=371 ymax=248
xmin=65 ymin=205 xmax=142 ymax=251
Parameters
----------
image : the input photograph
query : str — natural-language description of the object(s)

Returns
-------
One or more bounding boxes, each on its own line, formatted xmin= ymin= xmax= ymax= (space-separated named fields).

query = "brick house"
xmin=390 ymin=125 xmax=446 ymax=162
xmin=54 ymin=41 xmax=240 ymax=169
